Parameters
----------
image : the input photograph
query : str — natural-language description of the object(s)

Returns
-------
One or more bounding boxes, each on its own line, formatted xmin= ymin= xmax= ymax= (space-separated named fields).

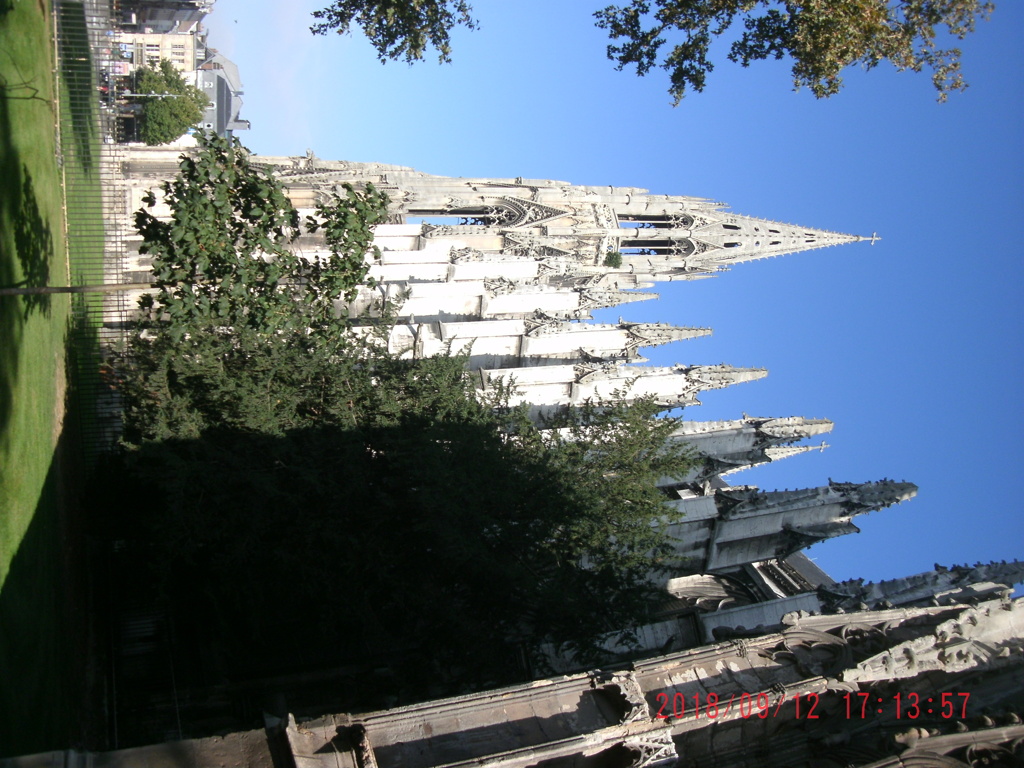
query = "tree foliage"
xmin=133 ymin=59 xmax=210 ymax=145
xmin=133 ymin=132 xmax=389 ymax=343
xmin=118 ymin=346 xmax=696 ymax=688
xmin=310 ymin=0 xmax=477 ymax=63
xmin=603 ymin=251 xmax=624 ymax=268
xmin=594 ymin=0 xmax=995 ymax=104
xmin=309 ymin=1 xmax=993 ymax=102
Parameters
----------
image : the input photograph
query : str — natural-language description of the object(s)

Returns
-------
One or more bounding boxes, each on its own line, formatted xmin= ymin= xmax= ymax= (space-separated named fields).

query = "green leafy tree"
xmin=133 ymin=59 xmax=210 ymax=145
xmin=594 ymin=0 xmax=995 ymax=104
xmin=603 ymin=251 xmax=623 ymax=268
xmin=310 ymin=0 xmax=477 ymax=63
xmin=133 ymin=132 xmax=389 ymax=343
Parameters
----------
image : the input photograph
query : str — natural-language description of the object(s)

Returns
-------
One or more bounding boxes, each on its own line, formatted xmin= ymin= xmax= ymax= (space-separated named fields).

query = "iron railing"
xmin=54 ymin=0 xmax=136 ymax=460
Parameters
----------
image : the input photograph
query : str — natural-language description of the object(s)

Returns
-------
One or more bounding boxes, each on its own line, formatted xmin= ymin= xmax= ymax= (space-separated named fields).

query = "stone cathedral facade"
xmin=50 ymin=147 xmax=1022 ymax=768
xmin=264 ymin=153 xmax=860 ymax=418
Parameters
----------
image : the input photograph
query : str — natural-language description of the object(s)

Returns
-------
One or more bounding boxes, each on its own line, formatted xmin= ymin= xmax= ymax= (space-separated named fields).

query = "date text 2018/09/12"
xmin=652 ymin=691 xmax=971 ymax=720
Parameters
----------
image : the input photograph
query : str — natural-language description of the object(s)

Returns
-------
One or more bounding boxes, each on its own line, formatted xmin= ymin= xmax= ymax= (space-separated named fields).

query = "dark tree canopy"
xmin=120 ymin=309 xmax=698 ymax=686
xmin=310 ymin=0 xmax=477 ymax=63
xmin=133 ymin=59 xmax=210 ymax=145
xmin=594 ymin=0 xmax=995 ymax=104
xmin=119 ymin=362 xmax=696 ymax=689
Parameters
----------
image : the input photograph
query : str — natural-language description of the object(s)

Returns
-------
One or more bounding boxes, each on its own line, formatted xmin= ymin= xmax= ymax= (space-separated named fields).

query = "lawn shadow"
xmin=0 ymin=58 xmax=25 ymax=446
xmin=0 ymin=48 xmax=48 ymax=103
xmin=0 ymin=313 xmax=108 ymax=757
xmin=0 ymin=428 xmax=78 ymax=757
xmin=14 ymin=166 xmax=54 ymax=318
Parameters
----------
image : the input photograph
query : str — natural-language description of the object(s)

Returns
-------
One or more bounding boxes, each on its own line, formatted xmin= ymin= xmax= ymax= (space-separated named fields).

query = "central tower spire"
xmin=261 ymin=156 xmax=870 ymax=290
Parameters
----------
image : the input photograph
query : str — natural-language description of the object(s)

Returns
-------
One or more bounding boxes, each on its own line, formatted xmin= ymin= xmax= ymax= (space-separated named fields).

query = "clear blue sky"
xmin=204 ymin=1 xmax=1024 ymax=585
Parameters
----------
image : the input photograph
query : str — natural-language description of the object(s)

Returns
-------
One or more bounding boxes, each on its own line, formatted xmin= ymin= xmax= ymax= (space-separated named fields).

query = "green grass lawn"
xmin=0 ymin=0 xmax=69 ymax=589
xmin=0 ymin=0 xmax=86 ymax=756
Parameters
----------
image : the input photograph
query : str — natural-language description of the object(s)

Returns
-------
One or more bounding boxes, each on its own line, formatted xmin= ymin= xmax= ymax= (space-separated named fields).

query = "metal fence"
xmin=54 ymin=0 xmax=135 ymax=460
xmin=52 ymin=2 xmax=193 ymax=748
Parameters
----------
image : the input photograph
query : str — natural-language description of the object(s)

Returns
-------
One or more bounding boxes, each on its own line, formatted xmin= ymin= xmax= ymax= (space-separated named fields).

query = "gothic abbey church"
xmin=58 ymin=147 xmax=1022 ymax=768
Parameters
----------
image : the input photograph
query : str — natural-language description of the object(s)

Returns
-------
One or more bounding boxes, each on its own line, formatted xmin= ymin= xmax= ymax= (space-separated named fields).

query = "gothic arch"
xmin=448 ymin=197 xmax=570 ymax=228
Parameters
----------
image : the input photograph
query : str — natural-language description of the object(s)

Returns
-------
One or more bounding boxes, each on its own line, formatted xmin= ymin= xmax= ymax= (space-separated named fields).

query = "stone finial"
xmin=620 ymin=321 xmax=712 ymax=347
xmin=755 ymin=416 xmax=834 ymax=441
xmin=828 ymin=478 xmax=919 ymax=511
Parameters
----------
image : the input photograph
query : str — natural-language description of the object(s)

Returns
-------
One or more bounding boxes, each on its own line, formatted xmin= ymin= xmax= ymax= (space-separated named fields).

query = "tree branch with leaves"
xmin=594 ymin=0 xmax=995 ymax=104
xmin=133 ymin=133 xmax=389 ymax=342
xmin=310 ymin=0 xmax=477 ymax=63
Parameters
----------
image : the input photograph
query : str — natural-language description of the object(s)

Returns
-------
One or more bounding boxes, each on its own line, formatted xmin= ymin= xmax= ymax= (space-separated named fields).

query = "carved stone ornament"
xmin=422 ymin=223 xmax=493 ymax=238
xmin=502 ymin=231 xmax=578 ymax=257
xmin=688 ymin=240 xmax=716 ymax=256
xmin=537 ymin=254 xmax=593 ymax=276
xmin=621 ymin=730 xmax=679 ymax=768
xmin=594 ymin=205 xmax=617 ymax=229
xmin=449 ymin=247 xmax=485 ymax=263
xmin=484 ymin=277 xmax=529 ymax=296
xmin=498 ymin=196 xmax=571 ymax=228
xmin=665 ymin=239 xmax=698 ymax=258
xmin=759 ymin=626 xmax=854 ymax=678
xmin=668 ymin=574 xmax=756 ymax=612
xmin=442 ymin=196 xmax=475 ymax=211
xmin=451 ymin=247 xmax=538 ymax=265
xmin=832 ymin=602 xmax=1024 ymax=684
xmin=574 ymin=361 xmax=620 ymax=384
xmin=714 ymin=485 xmax=763 ymax=512
xmin=524 ymin=313 xmax=570 ymax=337
xmin=589 ymin=671 xmax=651 ymax=724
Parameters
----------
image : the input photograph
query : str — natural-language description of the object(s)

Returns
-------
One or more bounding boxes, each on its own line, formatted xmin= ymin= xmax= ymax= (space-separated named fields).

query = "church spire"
xmin=666 ymin=415 xmax=834 ymax=449
xmin=388 ymin=316 xmax=712 ymax=370
xmin=657 ymin=416 xmax=833 ymax=491
xmin=615 ymin=212 xmax=871 ymax=281
xmin=719 ymin=443 xmax=829 ymax=477
xmin=570 ymin=287 xmax=658 ymax=316
xmin=753 ymin=415 xmax=834 ymax=440
xmin=617 ymin=320 xmax=712 ymax=348
xmin=823 ymin=478 xmax=919 ymax=512
xmin=694 ymin=212 xmax=869 ymax=263
xmin=266 ymin=157 xmax=872 ymax=288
